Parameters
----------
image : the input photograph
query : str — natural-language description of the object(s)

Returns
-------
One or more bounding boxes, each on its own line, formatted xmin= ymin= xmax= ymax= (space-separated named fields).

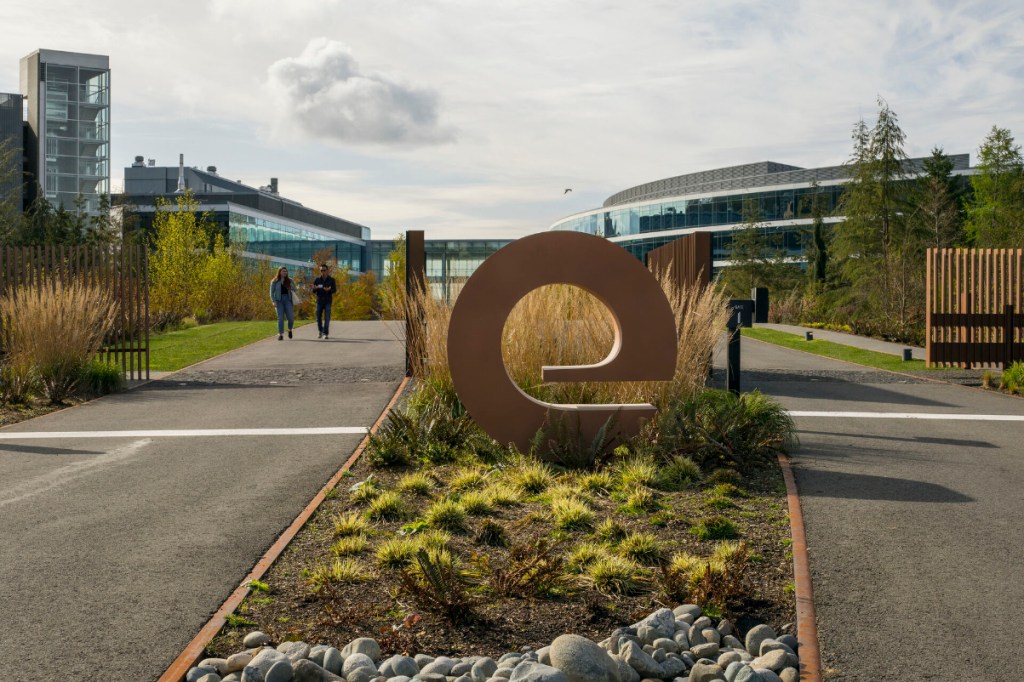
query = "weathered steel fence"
xmin=0 ymin=244 xmax=150 ymax=380
xmin=926 ymin=248 xmax=1024 ymax=369
xmin=644 ymin=232 xmax=712 ymax=292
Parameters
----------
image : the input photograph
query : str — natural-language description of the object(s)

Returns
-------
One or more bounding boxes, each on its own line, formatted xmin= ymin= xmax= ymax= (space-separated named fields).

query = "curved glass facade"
xmin=552 ymin=184 xmax=843 ymax=238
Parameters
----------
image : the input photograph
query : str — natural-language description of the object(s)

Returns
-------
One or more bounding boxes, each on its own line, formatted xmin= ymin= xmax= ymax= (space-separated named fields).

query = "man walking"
xmin=313 ymin=264 xmax=337 ymax=340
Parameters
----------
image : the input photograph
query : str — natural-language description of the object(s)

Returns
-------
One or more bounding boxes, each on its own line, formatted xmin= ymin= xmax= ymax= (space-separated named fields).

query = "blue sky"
xmin=2 ymin=0 xmax=1023 ymax=240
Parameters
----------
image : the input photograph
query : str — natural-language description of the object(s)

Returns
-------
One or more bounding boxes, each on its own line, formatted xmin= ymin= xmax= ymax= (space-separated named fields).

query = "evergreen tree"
xmin=965 ymin=125 xmax=1024 ymax=247
xmin=801 ymin=181 xmax=830 ymax=284
xmin=720 ymin=198 xmax=802 ymax=298
xmin=911 ymin=147 xmax=964 ymax=249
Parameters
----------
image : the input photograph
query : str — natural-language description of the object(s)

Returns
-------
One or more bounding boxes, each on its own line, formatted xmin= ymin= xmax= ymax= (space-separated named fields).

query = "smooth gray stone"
xmin=734 ymin=667 xmax=762 ymax=682
xmin=672 ymin=605 xmax=701 ymax=621
xmin=758 ymin=641 xmax=794 ymax=659
xmin=537 ymin=647 xmax=551 ymax=665
xmin=493 ymin=669 xmax=514 ymax=680
xmin=452 ymin=675 xmax=472 ymax=682
xmin=508 ymin=661 xmax=569 ymax=682
xmin=691 ymin=643 xmax=720 ymax=660
xmin=687 ymin=662 xmax=725 ymax=682
xmin=638 ymin=625 xmax=671 ymax=646
xmin=744 ymin=625 xmax=776 ymax=657
xmin=222 ymin=674 xmax=243 ymax=682
xmin=778 ymin=669 xmax=799 ymax=682
xmin=674 ymin=616 xmax=694 ymax=629
xmin=776 ymin=635 xmax=798 ymax=652
xmin=309 ymin=647 xmax=328 ymax=668
xmin=692 ymin=617 xmax=712 ymax=631
xmin=197 ymin=674 xmax=222 ymax=682
xmin=620 ymin=641 xmax=664 ymax=679
xmin=228 ymin=653 xmax=254 ymax=673
xmin=452 ymin=662 xmax=474 ymax=676
xmin=652 ymin=638 xmax=678 ymax=655
xmin=472 ymin=658 xmax=498 ymax=682
xmin=718 ymin=652 xmax=741 ymax=669
xmin=266 ymin=660 xmax=294 ymax=682
xmin=750 ymin=651 xmax=793 ymax=673
xmin=343 ymin=638 xmax=382 ymax=663
xmin=660 ymin=656 xmax=687 ymax=679
xmin=288 ymin=642 xmax=312 ymax=662
xmin=752 ymin=670 xmax=781 ymax=682
xmin=671 ymin=631 xmax=690 ymax=651
xmin=323 ymin=648 xmax=344 ymax=675
xmin=244 ymin=632 xmax=273 ymax=648
xmin=200 ymin=659 xmax=230 ymax=675
xmin=723 ymin=661 xmax=745 ymax=682
xmin=416 ymin=655 xmax=436 ymax=669
xmin=348 ymin=668 xmax=376 ymax=682
xmin=242 ymin=649 xmax=289 ymax=682
xmin=418 ymin=675 xmax=447 ymax=682
xmin=391 ymin=677 xmax=412 ymax=682
xmin=652 ymin=649 xmax=667 ymax=664
xmin=632 ymin=609 xmax=677 ymax=637
xmin=345 ymin=653 xmax=379 ymax=677
xmin=688 ymin=625 xmax=706 ymax=648
xmin=612 ymin=654 xmax=640 ymax=682
xmin=549 ymin=634 xmax=618 ymax=682
xmin=293 ymin=659 xmax=345 ymax=682
xmin=498 ymin=653 xmax=522 ymax=665
xmin=522 ymin=654 xmax=539 ymax=663
xmin=189 ymin=667 xmax=219 ymax=682
xmin=722 ymin=636 xmax=744 ymax=651
xmin=382 ymin=656 xmax=421 ymax=678
xmin=716 ymin=620 xmax=734 ymax=638
xmin=701 ymin=629 xmax=721 ymax=646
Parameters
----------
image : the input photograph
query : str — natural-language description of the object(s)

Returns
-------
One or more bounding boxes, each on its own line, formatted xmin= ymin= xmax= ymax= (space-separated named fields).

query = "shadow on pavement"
xmin=797 ymin=430 xmax=998 ymax=449
xmin=748 ymin=377 xmax=954 ymax=408
xmin=795 ymin=468 xmax=973 ymax=503
xmin=0 ymin=443 xmax=104 ymax=456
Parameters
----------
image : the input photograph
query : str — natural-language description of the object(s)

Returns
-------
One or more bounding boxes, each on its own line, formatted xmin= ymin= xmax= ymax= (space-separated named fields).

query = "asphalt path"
xmin=0 ymin=321 xmax=404 ymax=681
xmin=716 ymin=337 xmax=1024 ymax=680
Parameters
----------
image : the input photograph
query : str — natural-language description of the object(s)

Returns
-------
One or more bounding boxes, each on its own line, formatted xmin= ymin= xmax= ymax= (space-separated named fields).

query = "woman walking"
xmin=269 ymin=266 xmax=295 ymax=340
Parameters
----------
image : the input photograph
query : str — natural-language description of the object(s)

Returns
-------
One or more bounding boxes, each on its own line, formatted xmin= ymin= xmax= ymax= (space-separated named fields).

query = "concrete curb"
xmin=156 ymin=374 xmax=411 ymax=682
xmin=777 ymin=453 xmax=822 ymax=682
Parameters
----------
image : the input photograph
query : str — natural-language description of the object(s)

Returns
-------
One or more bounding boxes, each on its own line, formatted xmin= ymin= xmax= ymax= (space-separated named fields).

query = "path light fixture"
xmin=806 ymin=331 xmax=814 ymax=341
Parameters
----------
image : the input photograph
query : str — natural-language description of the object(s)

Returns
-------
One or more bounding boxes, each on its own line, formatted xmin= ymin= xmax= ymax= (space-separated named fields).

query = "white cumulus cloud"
xmin=266 ymin=37 xmax=454 ymax=146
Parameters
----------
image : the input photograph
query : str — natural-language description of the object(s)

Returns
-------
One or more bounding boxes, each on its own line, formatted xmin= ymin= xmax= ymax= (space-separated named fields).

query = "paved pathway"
xmin=717 ymin=337 xmax=1024 ymax=680
xmin=756 ymin=322 xmax=925 ymax=360
xmin=0 ymin=321 xmax=404 ymax=682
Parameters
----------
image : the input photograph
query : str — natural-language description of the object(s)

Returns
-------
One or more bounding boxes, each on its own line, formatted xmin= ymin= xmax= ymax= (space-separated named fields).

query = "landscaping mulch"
xmin=0 ymin=399 xmax=82 ymax=428
xmin=206 ymin=454 xmax=796 ymax=659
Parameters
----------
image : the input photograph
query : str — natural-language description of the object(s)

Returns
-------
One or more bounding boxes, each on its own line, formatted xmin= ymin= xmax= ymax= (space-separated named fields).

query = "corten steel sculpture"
xmin=447 ymin=231 xmax=677 ymax=453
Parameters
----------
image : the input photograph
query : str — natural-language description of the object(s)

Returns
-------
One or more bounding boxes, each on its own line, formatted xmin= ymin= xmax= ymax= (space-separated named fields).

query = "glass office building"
xmin=0 ymin=92 xmax=23 ymax=212
xmin=368 ymin=239 xmax=512 ymax=302
xmin=20 ymin=49 xmax=110 ymax=213
xmin=550 ymin=156 xmax=972 ymax=273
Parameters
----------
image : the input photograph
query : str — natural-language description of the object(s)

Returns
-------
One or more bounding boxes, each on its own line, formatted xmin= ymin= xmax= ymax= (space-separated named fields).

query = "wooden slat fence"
xmin=926 ymin=248 xmax=1024 ymax=369
xmin=0 ymin=244 xmax=149 ymax=380
xmin=645 ymin=232 xmax=712 ymax=293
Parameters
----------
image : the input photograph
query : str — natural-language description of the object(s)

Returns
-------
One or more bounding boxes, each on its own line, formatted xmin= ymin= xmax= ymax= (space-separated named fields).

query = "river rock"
xmin=744 ymin=625 xmax=775 ymax=657
xmin=751 ymin=651 xmax=794 ymax=673
xmin=199 ymin=659 xmax=230 ymax=675
xmin=345 ymin=653 xmax=379 ymax=677
xmin=759 ymin=641 xmax=795 ymax=658
xmin=611 ymin=655 xmax=639 ymax=682
xmin=452 ymin=662 xmax=475 ymax=676
xmin=242 ymin=649 xmax=289 ymax=682
xmin=631 ymin=609 xmax=676 ymax=639
xmin=652 ymin=638 xmax=678 ymax=655
xmin=691 ymin=643 xmax=720 ymax=660
xmin=416 ymin=655 xmax=435 ymax=668
xmin=197 ymin=674 xmax=222 ymax=682
xmin=620 ymin=641 xmax=664 ymax=679
xmin=228 ymin=653 xmax=254 ymax=674
xmin=753 ymin=671 xmax=781 ymax=682
xmin=472 ymin=658 xmax=498 ymax=682
xmin=536 ymin=647 xmax=551 ymax=665
xmin=509 ymin=661 xmax=570 ymax=682
xmin=223 ymin=674 xmax=242 ymax=682
xmin=716 ymin=620 xmax=733 ymax=637
xmin=672 ymin=605 xmax=701 ymax=621
xmin=381 ymin=655 xmax=420 ymax=678
xmin=323 ymin=648 xmax=344 ymax=675
xmin=660 ymin=656 xmax=687 ymax=679
xmin=733 ymin=667 xmax=761 ymax=682
xmin=266 ymin=660 xmax=294 ymax=682
xmin=671 ymin=631 xmax=690 ymax=650
xmin=293 ymin=659 xmax=345 ymax=682
xmin=549 ymin=634 xmax=618 ymax=682
xmin=188 ymin=666 xmax=219 ymax=682
xmin=776 ymin=635 xmax=798 ymax=652
xmin=722 ymin=636 xmax=744 ymax=651
xmin=687 ymin=662 xmax=725 ymax=682
xmin=244 ymin=632 xmax=273 ymax=648
xmin=343 ymin=638 xmax=382 ymax=662
xmin=717 ymin=652 xmax=741 ymax=669
xmin=778 ymin=669 xmax=799 ymax=682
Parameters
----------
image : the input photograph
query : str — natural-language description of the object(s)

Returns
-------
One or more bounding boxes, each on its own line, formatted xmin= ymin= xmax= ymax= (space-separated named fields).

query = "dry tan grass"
xmin=0 ymin=280 xmax=116 ymax=402
xmin=406 ymin=271 xmax=727 ymax=407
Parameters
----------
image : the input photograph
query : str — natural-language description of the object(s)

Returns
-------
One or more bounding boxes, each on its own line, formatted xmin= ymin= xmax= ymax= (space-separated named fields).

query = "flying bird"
xmin=563 ymin=188 xmax=572 ymax=194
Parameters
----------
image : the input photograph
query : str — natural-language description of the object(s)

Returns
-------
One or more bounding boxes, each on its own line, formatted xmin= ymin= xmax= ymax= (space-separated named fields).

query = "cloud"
xmin=266 ymin=37 xmax=454 ymax=146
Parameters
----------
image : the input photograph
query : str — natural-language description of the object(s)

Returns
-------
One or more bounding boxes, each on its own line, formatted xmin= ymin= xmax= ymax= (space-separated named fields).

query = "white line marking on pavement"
xmin=789 ymin=411 xmax=1024 ymax=421
xmin=0 ymin=439 xmax=151 ymax=507
xmin=0 ymin=427 xmax=369 ymax=440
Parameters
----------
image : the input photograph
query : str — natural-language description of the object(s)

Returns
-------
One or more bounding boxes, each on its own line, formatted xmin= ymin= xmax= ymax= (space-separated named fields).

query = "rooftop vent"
xmin=132 ymin=155 xmax=145 ymax=167
xmin=147 ymin=159 xmax=155 ymax=167
xmin=206 ymin=166 xmax=217 ymax=174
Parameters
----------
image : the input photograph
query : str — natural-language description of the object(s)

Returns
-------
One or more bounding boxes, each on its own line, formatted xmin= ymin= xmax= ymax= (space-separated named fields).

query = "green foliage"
xmin=719 ymin=198 xmax=805 ymax=298
xmin=331 ymin=535 xmax=369 ymax=556
xmin=577 ymin=470 xmax=615 ymax=494
xmin=398 ymin=548 xmax=475 ymax=624
xmin=618 ymin=487 xmax=661 ymax=514
xmin=366 ymin=491 xmax=412 ymax=522
xmin=566 ymin=542 xmax=613 ymax=573
xmin=247 ymin=580 xmax=270 ymax=593
xmin=350 ymin=479 xmax=382 ymax=504
xmin=690 ymin=516 xmax=741 ymax=541
xmin=656 ymin=456 xmax=701 ymax=491
xmin=1000 ymin=361 xmax=1024 ymax=394
xmin=224 ymin=613 xmax=257 ymax=628
xmin=308 ymin=558 xmax=370 ymax=588
xmin=645 ymin=389 xmax=795 ymax=470
xmin=459 ymin=491 xmax=494 ymax=516
xmin=582 ymin=556 xmax=644 ymax=595
xmin=474 ymin=519 xmax=509 ymax=547
xmin=397 ymin=472 xmax=435 ymax=496
xmin=423 ymin=498 xmax=469 ymax=532
xmin=661 ymin=541 xmax=750 ymax=613
xmin=376 ymin=537 xmax=420 ymax=569
xmin=617 ymin=532 xmax=663 ymax=565
xmin=81 ymin=359 xmax=124 ymax=396
xmin=529 ymin=412 xmax=616 ymax=469
xmin=472 ymin=537 xmax=566 ymax=597
xmin=966 ymin=126 xmax=1024 ymax=247
xmin=505 ymin=457 xmax=555 ymax=495
xmin=366 ymin=390 xmax=487 ymax=468
xmin=551 ymin=497 xmax=595 ymax=530
xmin=483 ymin=483 xmax=522 ymax=507
xmin=615 ymin=456 xmax=659 ymax=490
xmin=450 ymin=466 xmax=488 ymax=492
xmin=148 ymin=192 xmax=212 ymax=324
xmin=594 ymin=518 xmax=628 ymax=544
xmin=0 ymin=361 xmax=36 ymax=405
xmin=378 ymin=234 xmax=407 ymax=320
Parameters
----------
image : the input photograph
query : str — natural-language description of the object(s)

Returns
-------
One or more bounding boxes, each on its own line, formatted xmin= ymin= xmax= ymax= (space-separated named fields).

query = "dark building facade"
xmin=0 ymin=92 xmax=23 ymax=213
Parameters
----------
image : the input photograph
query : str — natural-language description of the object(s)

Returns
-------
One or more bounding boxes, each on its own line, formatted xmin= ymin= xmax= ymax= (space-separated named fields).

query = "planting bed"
xmin=206 ymin=451 xmax=795 ymax=660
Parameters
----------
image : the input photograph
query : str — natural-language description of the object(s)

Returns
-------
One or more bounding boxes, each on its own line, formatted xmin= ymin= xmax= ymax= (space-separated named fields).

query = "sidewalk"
xmin=0 ymin=321 xmax=404 ymax=682
xmin=756 ymin=322 xmax=925 ymax=360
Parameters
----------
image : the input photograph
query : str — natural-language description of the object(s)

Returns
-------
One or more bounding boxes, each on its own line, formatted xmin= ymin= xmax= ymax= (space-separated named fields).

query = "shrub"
xmin=474 ymin=519 xmax=509 ymax=547
xmin=399 ymin=548 xmax=475 ymax=624
xmin=376 ymin=537 xmax=420 ymax=569
xmin=0 ymin=280 xmax=116 ymax=404
xmin=704 ymin=496 xmax=737 ymax=510
xmin=0 ymin=362 xmax=36 ymax=405
xmin=545 ymin=483 xmax=595 ymax=508
xmin=656 ymin=456 xmax=701 ymax=491
xmin=333 ymin=512 xmax=370 ymax=537
xmin=690 ymin=516 xmax=741 ymax=541
xmin=331 ymin=535 xmax=369 ymax=556
xmin=424 ymin=498 xmax=468 ymax=532
xmin=552 ymin=498 xmax=595 ymax=531
xmin=529 ymin=412 xmax=616 ymax=469
xmin=594 ymin=518 xmax=628 ymax=544
xmin=617 ymin=532 xmax=663 ymax=565
xmin=459 ymin=491 xmax=494 ymax=516
xmin=366 ymin=491 xmax=411 ymax=522
xmin=1000 ymin=361 xmax=1024 ymax=394
xmin=706 ymin=468 xmax=743 ymax=486
xmin=366 ymin=391 xmax=487 ymax=468
xmin=417 ymin=529 xmax=452 ymax=551
xmin=646 ymin=389 xmax=796 ymax=470
xmin=472 ymin=537 xmax=566 ymax=597
xmin=707 ymin=483 xmax=746 ymax=498
xmin=661 ymin=541 xmax=750 ymax=611
xmin=350 ymin=479 xmax=382 ymax=504
xmin=397 ymin=472 xmax=435 ymax=496
xmin=582 ymin=556 xmax=644 ymax=595
xmin=308 ymin=558 xmax=370 ymax=588
xmin=81 ymin=359 xmax=124 ymax=396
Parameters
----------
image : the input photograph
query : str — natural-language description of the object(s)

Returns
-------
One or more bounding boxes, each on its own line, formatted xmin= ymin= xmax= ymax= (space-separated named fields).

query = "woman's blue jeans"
xmin=276 ymin=297 xmax=294 ymax=334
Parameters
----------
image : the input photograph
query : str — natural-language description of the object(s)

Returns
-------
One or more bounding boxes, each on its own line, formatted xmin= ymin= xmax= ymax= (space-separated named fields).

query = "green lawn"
xmin=149 ymin=320 xmax=310 ymax=372
xmin=741 ymin=326 xmax=930 ymax=373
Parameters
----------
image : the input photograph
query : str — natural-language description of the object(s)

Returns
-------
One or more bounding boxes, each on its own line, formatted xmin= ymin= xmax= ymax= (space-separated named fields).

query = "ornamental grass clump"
xmin=366 ymin=491 xmax=411 ymax=522
xmin=350 ymin=480 xmax=381 ymax=504
xmin=459 ymin=491 xmax=494 ymax=516
xmin=333 ymin=512 xmax=370 ymax=537
xmin=331 ymin=535 xmax=369 ymax=556
xmin=483 ymin=483 xmax=521 ymax=507
xmin=619 ymin=487 xmax=661 ymax=514
xmin=551 ymin=498 xmax=595 ymax=531
xmin=690 ymin=515 xmax=741 ymax=541
xmin=616 ymin=456 xmax=659 ymax=490
xmin=656 ymin=456 xmax=701 ymax=491
xmin=594 ymin=518 xmax=628 ymax=544
xmin=582 ymin=555 xmax=644 ymax=595
xmin=308 ymin=558 xmax=370 ymax=588
xmin=424 ymin=498 xmax=469 ymax=532
xmin=0 ymin=280 xmax=116 ymax=404
xmin=1000 ymin=361 xmax=1024 ymax=394
xmin=397 ymin=472 xmax=435 ymax=496
xmin=375 ymin=537 xmax=420 ymax=569
xmin=506 ymin=457 xmax=554 ymax=495
xmin=577 ymin=470 xmax=615 ymax=494
xmin=450 ymin=466 xmax=488 ymax=492
xmin=618 ymin=531 xmax=663 ymax=565
xmin=566 ymin=541 xmax=613 ymax=573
